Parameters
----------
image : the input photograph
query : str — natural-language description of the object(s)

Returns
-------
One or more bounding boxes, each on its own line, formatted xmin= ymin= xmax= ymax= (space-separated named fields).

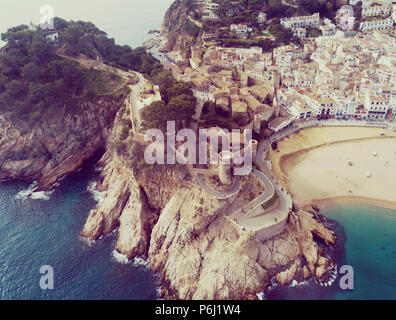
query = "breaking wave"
xmin=15 ymin=181 xmax=53 ymax=201
xmin=87 ymin=180 xmax=105 ymax=204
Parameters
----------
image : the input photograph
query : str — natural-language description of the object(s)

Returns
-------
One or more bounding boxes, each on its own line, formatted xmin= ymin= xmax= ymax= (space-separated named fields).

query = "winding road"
xmin=197 ymin=173 xmax=242 ymax=200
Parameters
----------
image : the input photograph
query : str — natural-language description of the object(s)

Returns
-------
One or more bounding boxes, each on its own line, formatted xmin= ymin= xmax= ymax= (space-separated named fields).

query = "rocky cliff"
xmin=161 ymin=0 xmax=201 ymax=57
xmin=82 ymin=101 xmax=337 ymax=300
xmin=0 ymin=94 xmax=126 ymax=190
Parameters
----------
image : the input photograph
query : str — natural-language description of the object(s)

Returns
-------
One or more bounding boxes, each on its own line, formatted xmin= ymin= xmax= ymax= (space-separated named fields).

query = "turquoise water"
xmin=323 ymin=203 xmax=396 ymax=300
xmin=0 ymin=162 xmax=158 ymax=299
xmin=2 ymin=0 xmax=396 ymax=301
xmin=266 ymin=203 xmax=396 ymax=300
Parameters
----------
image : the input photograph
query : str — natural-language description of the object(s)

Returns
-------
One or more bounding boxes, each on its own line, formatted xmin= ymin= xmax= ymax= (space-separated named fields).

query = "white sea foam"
xmin=94 ymin=166 xmax=104 ymax=172
xmin=320 ymin=263 xmax=338 ymax=287
xmin=266 ymin=277 xmax=279 ymax=290
xmin=80 ymin=236 xmax=96 ymax=247
xmin=133 ymin=256 xmax=149 ymax=267
xmin=111 ymin=249 xmax=150 ymax=268
xmin=87 ymin=180 xmax=105 ymax=204
xmin=15 ymin=181 xmax=53 ymax=201
xmin=290 ymin=279 xmax=309 ymax=288
xmin=256 ymin=292 xmax=265 ymax=300
xmin=112 ymin=249 xmax=130 ymax=264
xmin=156 ymin=286 xmax=163 ymax=300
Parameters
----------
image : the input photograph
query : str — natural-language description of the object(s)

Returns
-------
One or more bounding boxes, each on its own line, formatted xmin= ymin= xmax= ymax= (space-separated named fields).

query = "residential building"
xmin=268 ymin=115 xmax=294 ymax=132
xmin=280 ymin=13 xmax=320 ymax=29
xmin=362 ymin=3 xmax=391 ymax=17
xmin=206 ymin=1 xmax=219 ymax=10
xmin=258 ymin=12 xmax=267 ymax=23
xmin=230 ymin=24 xmax=253 ymax=34
xmin=360 ymin=17 xmax=394 ymax=30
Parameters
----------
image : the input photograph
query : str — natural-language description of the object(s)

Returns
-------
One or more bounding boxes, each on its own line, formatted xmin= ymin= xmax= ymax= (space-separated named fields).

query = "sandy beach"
xmin=269 ymin=126 xmax=396 ymax=209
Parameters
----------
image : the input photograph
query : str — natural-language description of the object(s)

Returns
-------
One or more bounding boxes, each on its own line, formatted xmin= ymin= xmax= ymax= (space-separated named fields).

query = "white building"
xmin=365 ymin=92 xmax=390 ymax=119
xmin=202 ymin=12 xmax=220 ymax=20
xmin=292 ymin=27 xmax=307 ymax=39
xmin=206 ymin=1 xmax=219 ymax=10
xmin=320 ymin=19 xmax=337 ymax=36
xmin=362 ymin=3 xmax=391 ymax=17
xmin=334 ymin=94 xmax=359 ymax=118
xmin=258 ymin=12 xmax=267 ymax=24
xmin=268 ymin=116 xmax=294 ymax=132
xmin=280 ymin=13 xmax=320 ymax=29
xmin=230 ymin=24 xmax=253 ymax=34
xmin=44 ymin=31 xmax=59 ymax=43
xmin=360 ymin=17 xmax=394 ymax=30
xmin=349 ymin=0 xmax=372 ymax=6
xmin=393 ymin=4 xmax=396 ymax=22
xmin=288 ymin=99 xmax=313 ymax=120
xmin=335 ymin=5 xmax=356 ymax=30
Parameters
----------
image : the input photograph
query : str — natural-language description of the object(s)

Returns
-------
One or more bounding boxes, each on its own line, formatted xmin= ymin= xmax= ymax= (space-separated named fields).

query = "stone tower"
xmin=253 ymin=114 xmax=262 ymax=133
xmin=218 ymin=151 xmax=233 ymax=185
xmin=240 ymin=72 xmax=248 ymax=87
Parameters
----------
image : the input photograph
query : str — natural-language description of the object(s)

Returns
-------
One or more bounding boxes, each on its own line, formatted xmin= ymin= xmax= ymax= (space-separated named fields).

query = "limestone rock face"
xmin=81 ymin=139 xmax=338 ymax=299
xmin=148 ymin=186 xmax=269 ymax=300
xmin=161 ymin=1 xmax=200 ymax=57
xmin=81 ymin=155 xmax=132 ymax=240
xmin=81 ymin=106 xmax=154 ymax=261
xmin=77 ymin=82 xmax=338 ymax=301
xmin=275 ymin=260 xmax=301 ymax=285
xmin=256 ymin=210 xmax=336 ymax=286
xmin=137 ymin=166 xmax=190 ymax=211
xmin=115 ymin=177 xmax=151 ymax=259
xmin=0 ymin=96 xmax=124 ymax=190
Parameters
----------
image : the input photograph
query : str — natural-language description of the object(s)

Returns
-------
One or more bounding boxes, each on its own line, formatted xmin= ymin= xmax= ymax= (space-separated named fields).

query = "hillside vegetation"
xmin=0 ymin=19 xmax=162 ymax=123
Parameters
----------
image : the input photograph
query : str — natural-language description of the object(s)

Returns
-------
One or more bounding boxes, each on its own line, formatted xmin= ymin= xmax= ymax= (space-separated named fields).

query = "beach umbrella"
xmin=366 ymin=172 xmax=371 ymax=178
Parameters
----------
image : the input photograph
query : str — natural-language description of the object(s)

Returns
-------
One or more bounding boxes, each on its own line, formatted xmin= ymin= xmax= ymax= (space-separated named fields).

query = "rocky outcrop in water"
xmin=82 ymin=100 xmax=337 ymax=299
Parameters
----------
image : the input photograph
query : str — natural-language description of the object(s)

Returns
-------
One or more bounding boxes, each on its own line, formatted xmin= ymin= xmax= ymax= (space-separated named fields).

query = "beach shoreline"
xmin=305 ymin=196 xmax=396 ymax=212
xmin=269 ymin=127 xmax=396 ymax=211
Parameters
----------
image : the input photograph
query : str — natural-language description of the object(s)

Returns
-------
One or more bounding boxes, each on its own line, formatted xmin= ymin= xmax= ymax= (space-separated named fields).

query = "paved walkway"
xmin=128 ymin=72 xmax=145 ymax=136
xmin=229 ymin=140 xmax=292 ymax=235
xmin=281 ymin=0 xmax=298 ymax=8
xmin=196 ymin=173 xmax=242 ymax=199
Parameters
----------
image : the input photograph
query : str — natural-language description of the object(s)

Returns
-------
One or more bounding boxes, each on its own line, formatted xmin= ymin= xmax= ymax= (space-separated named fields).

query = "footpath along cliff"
xmin=81 ymin=0 xmax=338 ymax=300
xmin=0 ymin=9 xmax=339 ymax=299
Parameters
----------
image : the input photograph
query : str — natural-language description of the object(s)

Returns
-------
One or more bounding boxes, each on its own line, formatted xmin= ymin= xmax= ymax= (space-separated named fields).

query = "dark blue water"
xmin=0 ymin=163 xmax=158 ymax=300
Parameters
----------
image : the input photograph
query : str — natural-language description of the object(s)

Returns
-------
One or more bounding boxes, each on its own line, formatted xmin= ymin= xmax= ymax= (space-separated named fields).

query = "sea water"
xmin=0 ymin=0 xmax=173 ymax=299
xmin=266 ymin=203 xmax=396 ymax=300
xmin=324 ymin=203 xmax=396 ymax=300
xmin=2 ymin=0 xmax=396 ymax=301
xmin=0 ymin=162 xmax=158 ymax=299
xmin=1 ymin=0 xmax=173 ymax=48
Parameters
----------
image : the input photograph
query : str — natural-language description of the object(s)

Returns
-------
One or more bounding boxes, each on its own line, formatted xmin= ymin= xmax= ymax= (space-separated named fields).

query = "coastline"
xmin=270 ymin=127 xmax=396 ymax=211
xmin=310 ymin=196 xmax=396 ymax=212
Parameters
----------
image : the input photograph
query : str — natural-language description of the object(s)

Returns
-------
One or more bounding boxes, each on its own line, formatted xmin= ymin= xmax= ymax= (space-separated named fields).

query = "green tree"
xmin=6 ymin=80 xmax=26 ymax=100
xmin=21 ymin=62 xmax=42 ymax=81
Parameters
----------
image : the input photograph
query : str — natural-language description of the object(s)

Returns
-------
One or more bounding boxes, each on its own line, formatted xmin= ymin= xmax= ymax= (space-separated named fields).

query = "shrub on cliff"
xmin=58 ymin=20 xmax=161 ymax=76
xmin=0 ymin=20 xmax=159 ymax=123
xmin=0 ymin=26 xmax=88 ymax=117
